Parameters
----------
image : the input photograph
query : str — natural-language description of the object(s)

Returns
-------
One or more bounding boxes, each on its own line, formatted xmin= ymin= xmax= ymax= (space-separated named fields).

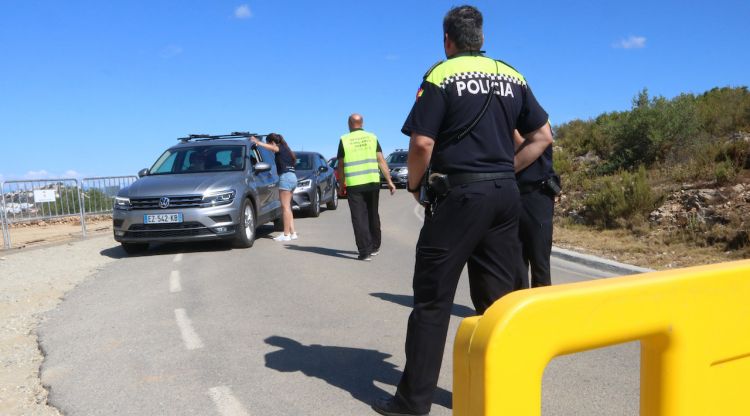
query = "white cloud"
xmin=161 ymin=44 xmax=184 ymax=59
xmin=234 ymin=4 xmax=252 ymax=19
xmin=614 ymin=35 xmax=647 ymax=49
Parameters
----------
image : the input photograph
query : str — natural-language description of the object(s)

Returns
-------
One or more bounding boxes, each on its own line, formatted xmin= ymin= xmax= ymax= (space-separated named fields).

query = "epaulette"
xmin=423 ymin=60 xmax=444 ymax=80
xmin=494 ymin=58 xmax=520 ymax=74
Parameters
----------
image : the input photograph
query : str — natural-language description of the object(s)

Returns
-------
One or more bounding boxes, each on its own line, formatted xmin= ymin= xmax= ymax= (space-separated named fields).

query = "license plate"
xmin=144 ymin=213 xmax=183 ymax=224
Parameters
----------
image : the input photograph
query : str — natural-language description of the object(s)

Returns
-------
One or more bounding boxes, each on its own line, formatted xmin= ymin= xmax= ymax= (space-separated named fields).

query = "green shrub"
xmin=714 ymin=160 xmax=737 ymax=185
xmin=583 ymin=166 xmax=659 ymax=228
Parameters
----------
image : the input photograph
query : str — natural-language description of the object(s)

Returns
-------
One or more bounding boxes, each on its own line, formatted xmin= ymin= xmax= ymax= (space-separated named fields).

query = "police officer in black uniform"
xmin=371 ymin=5 xmax=554 ymax=416
xmin=515 ymin=129 xmax=559 ymax=287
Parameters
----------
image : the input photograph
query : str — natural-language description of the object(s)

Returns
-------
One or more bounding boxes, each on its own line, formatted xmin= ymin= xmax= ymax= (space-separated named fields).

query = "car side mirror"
xmin=318 ymin=165 xmax=328 ymax=173
xmin=138 ymin=168 xmax=149 ymax=178
xmin=254 ymin=162 xmax=272 ymax=173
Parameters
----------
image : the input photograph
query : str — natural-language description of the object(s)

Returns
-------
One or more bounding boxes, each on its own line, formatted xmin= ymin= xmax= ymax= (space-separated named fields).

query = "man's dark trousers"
xmin=518 ymin=188 xmax=554 ymax=287
xmin=395 ymin=179 xmax=527 ymax=414
xmin=346 ymin=188 xmax=381 ymax=256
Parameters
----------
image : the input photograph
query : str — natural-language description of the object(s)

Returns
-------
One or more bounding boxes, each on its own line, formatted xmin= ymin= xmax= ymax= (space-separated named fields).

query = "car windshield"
xmin=149 ymin=145 xmax=245 ymax=175
xmin=386 ymin=153 xmax=408 ymax=164
xmin=295 ymin=154 xmax=313 ymax=171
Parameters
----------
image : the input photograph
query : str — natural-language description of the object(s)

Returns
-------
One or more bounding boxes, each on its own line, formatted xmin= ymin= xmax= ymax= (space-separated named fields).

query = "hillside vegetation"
xmin=552 ymin=86 xmax=750 ymax=267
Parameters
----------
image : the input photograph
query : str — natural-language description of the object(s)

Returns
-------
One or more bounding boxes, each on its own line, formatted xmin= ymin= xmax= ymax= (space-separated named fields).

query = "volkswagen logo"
xmin=159 ymin=197 xmax=170 ymax=209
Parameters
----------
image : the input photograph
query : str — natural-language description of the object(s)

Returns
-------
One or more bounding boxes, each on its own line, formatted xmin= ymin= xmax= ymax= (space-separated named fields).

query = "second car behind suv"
xmin=113 ymin=133 xmax=283 ymax=253
xmin=292 ymin=151 xmax=338 ymax=217
xmin=384 ymin=149 xmax=409 ymax=188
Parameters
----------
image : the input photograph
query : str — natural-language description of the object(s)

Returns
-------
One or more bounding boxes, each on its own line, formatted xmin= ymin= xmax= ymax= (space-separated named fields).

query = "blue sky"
xmin=1 ymin=0 xmax=749 ymax=181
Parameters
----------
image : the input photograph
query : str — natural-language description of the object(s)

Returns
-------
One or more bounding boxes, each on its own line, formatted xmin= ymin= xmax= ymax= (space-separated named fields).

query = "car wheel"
xmin=121 ymin=242 xmax=148 ymax=254
xmin=234 ymin=199 xmax=256 ymax=248
xmin=326 ymin=183 xmax=338 ymax=210
xmin=273 ymin=217 xmax=284 ymax=232
xmin=307 ymin=189 xmax=320 ymax=217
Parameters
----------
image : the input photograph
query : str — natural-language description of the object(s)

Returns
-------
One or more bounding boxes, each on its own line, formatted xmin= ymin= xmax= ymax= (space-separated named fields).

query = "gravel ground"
xmin=0 ymin=236 xmax=117 ymax=415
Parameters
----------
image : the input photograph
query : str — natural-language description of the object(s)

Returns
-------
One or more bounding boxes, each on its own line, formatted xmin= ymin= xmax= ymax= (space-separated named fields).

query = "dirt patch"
xmin=3 ymin=216 xmax=112 ymax=249
xmin=553 ymin=223 xmax=744 ymax=270
xmin=0 ymin=236 xmax=118 ymax=415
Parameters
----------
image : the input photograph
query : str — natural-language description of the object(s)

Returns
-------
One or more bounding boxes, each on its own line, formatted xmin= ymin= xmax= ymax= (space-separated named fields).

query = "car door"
xmin=251 ymin=146 xmax=280 ymax=223
xmin=317 ymin=154 xmax=333 ymax=201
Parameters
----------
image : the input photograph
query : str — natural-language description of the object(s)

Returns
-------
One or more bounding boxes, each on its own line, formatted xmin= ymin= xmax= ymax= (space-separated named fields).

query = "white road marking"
xmin=173 ymin=253 xmax=183 ymax=263
xmin=174 ymin=308 xmax=204 ymax=350
xmin=209 ymin=386 xmax=251 ymax=416
xmin=170 ymin=270 xmax=182 ymax=293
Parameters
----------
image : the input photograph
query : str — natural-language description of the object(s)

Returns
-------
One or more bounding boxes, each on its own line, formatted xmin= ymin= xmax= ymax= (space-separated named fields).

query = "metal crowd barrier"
xmin=453 ymin=260 xmax=750 ymax=416
xmin=80 ymin=176 xmax=137 ymax=234
xmin=1 ymin=176 xmax=137 ymax=249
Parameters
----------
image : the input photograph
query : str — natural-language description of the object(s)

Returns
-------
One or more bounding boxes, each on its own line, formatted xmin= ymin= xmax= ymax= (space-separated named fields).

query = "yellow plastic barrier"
xmin=453 ymin=260 xmax=750 ymax=415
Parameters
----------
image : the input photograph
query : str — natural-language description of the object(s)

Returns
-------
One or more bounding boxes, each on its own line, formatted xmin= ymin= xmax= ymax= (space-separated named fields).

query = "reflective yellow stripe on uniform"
xmin=425 ymin=55 xmax=527 ymax=89
xmin=341 ymin=130 xmax=380 ymax=187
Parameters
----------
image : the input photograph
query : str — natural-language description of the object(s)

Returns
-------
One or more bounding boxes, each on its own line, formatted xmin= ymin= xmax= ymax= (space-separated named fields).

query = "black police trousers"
xmin=519 ymin=188 xmax=555 ymax=287
xmin=395 ymin=179 xmax=527 ymax=414
xmin=346 ymin=188 xmax=381 ymax=256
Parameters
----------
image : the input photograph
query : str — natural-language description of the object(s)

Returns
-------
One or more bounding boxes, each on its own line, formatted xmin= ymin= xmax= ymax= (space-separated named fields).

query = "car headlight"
xmin=395 ymin=167 xmax=408 ymax=175
xmin=295 ymin=179 xmax=312 ymax=193
xmin=202 ymin=190 xmax=236 ymax=206
xmin=114 ymin=196 xmax=131 ymax=210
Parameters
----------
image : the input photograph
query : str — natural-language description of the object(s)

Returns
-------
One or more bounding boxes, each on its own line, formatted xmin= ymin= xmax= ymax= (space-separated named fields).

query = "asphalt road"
xmin=38 ymin=191 xmax=639 ymax=416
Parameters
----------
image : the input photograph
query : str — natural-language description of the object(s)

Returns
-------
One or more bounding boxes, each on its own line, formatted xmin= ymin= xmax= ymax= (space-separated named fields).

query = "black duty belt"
xmin=445 ymin=171 xmax=516 ymax=187
xmin=518 ymin=181 xmax=545 ymax=194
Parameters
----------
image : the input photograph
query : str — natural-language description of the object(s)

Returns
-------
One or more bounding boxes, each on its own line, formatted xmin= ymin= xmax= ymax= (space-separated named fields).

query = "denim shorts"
xmin=279 ymin=172 xmax=297 ymax=191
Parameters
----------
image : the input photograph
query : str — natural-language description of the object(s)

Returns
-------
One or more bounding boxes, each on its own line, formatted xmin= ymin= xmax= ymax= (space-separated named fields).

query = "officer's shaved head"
xmin=348 ymin=113 xmax=364 ymax=131
xmin=443 ymin=5 xmax=483 ymax=52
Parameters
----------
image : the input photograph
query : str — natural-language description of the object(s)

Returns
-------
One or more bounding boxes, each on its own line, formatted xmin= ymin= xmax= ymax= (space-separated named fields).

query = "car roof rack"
xmin=394 ymin=148 xmax=408 ymax=152
xmin=177 ymin=132 xmax=268 ymax=143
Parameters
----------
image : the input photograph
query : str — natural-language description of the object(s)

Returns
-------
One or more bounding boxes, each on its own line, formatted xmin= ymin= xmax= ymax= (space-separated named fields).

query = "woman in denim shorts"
xmin=251 ymin=133 xmax=298 ymax=241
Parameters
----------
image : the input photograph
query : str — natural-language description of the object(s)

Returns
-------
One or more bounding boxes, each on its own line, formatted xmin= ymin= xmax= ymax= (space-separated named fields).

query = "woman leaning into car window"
xmin=251 ymin=133 xmax=298 ymax=242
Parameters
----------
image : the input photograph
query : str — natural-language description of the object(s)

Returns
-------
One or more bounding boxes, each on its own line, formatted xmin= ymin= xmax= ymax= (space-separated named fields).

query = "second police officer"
xmin=372 ymin=5 xmax=554 ymax=416
xmin=515 ymin=127 xmax=560 ymax=287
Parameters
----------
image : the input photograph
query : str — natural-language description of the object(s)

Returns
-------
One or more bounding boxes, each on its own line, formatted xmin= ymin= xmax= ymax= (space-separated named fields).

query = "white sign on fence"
xmin=33 ymin=189 xmax=57 ymax=203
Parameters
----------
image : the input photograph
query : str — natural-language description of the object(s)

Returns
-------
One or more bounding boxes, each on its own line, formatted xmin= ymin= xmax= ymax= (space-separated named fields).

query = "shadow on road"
xmin=370 ymin=292 xmax=476 ymax=318
xmin=99 ymin=225 xmax=275 ymax=259
xmin=282 ymin=245 xmax=359 ymax=260
xmin=264 ymin=336 xmax=452 ymax=409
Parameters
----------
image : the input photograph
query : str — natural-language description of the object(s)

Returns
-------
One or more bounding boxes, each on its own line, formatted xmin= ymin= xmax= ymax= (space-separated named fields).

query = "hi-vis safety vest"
xmin=341 ymin=130 xmax=380 ymax=187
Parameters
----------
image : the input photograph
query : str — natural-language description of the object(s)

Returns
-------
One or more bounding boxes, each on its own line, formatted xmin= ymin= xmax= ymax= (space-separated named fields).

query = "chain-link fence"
xmin=1 ymin=176 xmax=136 ymax=249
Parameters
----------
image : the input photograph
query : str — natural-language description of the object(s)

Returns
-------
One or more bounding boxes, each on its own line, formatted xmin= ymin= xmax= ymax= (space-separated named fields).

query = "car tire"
xmin=121 ymin=242 xmax=148 ymax=254
xmin=307 ymin=189 xmax=320 ymax=217
xmin=234 ymin=198 xmax=256 ymax=248
xmin=326 ymin=183 xmax=338 ymax=210
xmin=273 ymin=217 xmax=284 ymax=232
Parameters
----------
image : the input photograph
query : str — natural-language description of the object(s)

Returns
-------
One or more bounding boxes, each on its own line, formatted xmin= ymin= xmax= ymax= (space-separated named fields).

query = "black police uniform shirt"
xmin=516 ymin=145 xmax=554 ymax=186
xmin=402 ymin=52 xmax=549 ymax=174
xmin=336 ymin=132 xmax=383 ymax=193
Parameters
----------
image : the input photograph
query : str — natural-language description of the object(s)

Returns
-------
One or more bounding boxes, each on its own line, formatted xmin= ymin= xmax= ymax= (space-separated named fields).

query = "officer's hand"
xmin=388 ymin=182 xmax=396 ymax=195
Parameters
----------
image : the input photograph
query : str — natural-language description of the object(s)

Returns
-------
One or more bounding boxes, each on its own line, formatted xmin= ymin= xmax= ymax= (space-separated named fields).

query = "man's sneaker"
xmin=290 ymin=232 xmax=299 ymax=240
xmin=371 ymin=249 xmax=380 ymax=256
xmin=273 ymin=234 xmax=291 ymax=242
xmin=358 ymin=254 xmax=373 ymax=261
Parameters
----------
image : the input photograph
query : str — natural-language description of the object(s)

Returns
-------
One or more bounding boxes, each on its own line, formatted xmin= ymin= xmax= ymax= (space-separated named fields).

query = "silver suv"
xmin=113 ymin=133 xmax=282 ymax=254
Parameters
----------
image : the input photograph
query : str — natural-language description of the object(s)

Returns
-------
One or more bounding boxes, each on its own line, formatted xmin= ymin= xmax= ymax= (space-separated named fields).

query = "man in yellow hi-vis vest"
xmin=337 ymin=113 xmax=396 ymax=261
